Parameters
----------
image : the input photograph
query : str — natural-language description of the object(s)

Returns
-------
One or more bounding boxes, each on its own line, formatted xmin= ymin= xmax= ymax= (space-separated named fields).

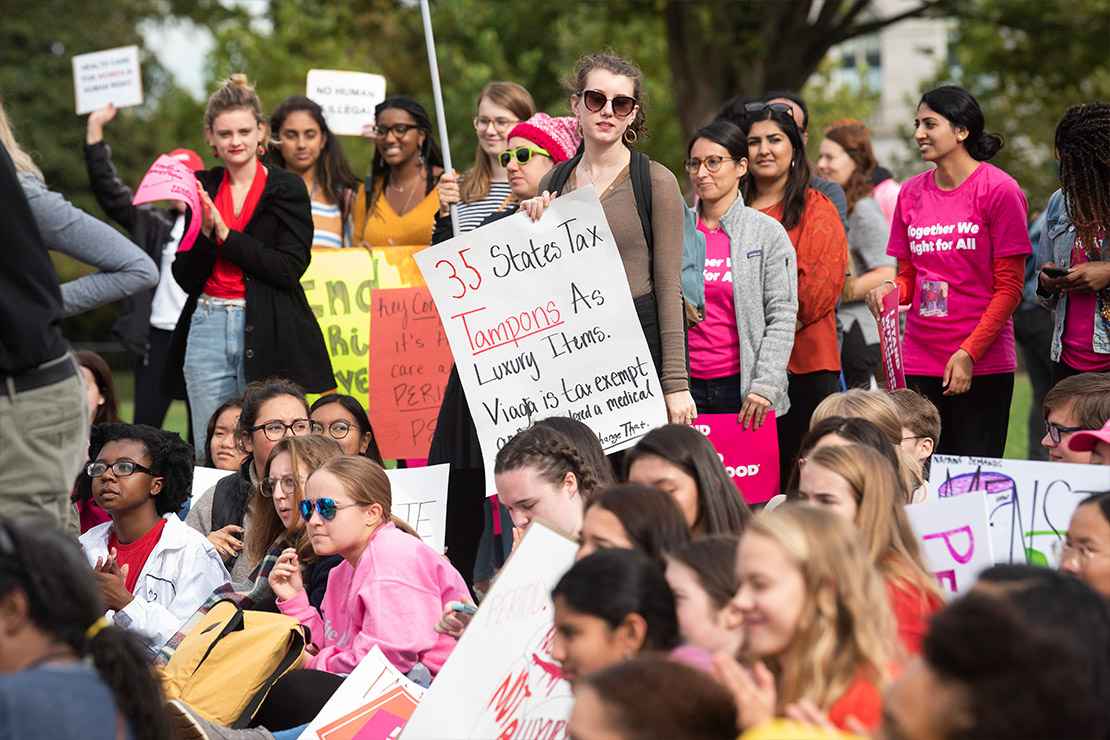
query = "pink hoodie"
xmin=277 ymin=522 xmax=468 ymax=675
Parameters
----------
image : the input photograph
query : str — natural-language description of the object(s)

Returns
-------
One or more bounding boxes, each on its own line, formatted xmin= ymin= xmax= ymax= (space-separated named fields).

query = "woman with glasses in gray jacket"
xmin=685 ymin=119 xmax=798 ymax=431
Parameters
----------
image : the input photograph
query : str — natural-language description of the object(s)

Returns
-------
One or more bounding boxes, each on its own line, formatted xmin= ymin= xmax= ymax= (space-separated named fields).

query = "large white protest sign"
xmin=415 ymin=186 xmax=668 ymax=495
xmin=401 ymin=522 xmax=577 ymax=740
xmin=906 ymin=491 xmax=993 ymax=596
xmin=306 ymin=70 xmax=387 ymax=136
xmin=72 ymin=46 xmax=143 ymax=115
xmin=191 ymin=466 xmax=235 ymax=503
xmin=385 ymin=464 xmax=448 ymax=554
xmin=303 ymin=645 xmax=424 ymax=740
xmin=929 ymin=455 xmax=1110 ymax=566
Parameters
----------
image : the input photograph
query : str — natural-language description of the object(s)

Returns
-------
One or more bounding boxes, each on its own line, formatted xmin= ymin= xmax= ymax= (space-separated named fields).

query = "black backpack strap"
xmin=546 ymin=150 xmax=584 ymax=196
xmin=629 ymin=151 xmax=654 ymax=255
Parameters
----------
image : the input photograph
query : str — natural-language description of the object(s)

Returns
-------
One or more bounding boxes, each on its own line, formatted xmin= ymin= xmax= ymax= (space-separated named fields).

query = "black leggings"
xmin=251 ymin=669 xmax=345 ymax=731
xmin=777 ymin=370 xmax=841 ymax=484
xmin=906 ymin=373 xmax=1014 ymax=458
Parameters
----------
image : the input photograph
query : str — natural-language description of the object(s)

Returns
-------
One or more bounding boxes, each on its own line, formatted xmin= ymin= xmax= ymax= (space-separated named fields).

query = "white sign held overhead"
xmin=415 ymin=187 xmax=668 ymax=495
xmin=385 ymin=464 xmax=449 ymax=554
xmin=72 ymin=45 xmax=143 ymax=115
xmin=306 ymin=70 xmax=387 ymax=136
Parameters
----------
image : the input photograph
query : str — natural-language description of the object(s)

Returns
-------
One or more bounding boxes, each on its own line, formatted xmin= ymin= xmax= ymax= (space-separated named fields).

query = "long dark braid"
xmin=494 ymin=424 xmax=602 ymax=502
xmin=1056 ymin=103 xmax=1110 ymax=252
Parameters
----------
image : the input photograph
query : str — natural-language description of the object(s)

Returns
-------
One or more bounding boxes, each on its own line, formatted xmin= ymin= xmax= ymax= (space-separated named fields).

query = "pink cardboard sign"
xmin=879 ymin=288 xmax=906 ymax=390
xmin=132 ymin=154 xmax=201 ymax=252
xmin=693 ymin=412 xmax=780 ymax=504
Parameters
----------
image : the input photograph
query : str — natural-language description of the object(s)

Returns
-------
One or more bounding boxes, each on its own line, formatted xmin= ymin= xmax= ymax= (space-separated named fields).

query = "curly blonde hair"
xmin=746 ymin=504 xmax=897 ymax=711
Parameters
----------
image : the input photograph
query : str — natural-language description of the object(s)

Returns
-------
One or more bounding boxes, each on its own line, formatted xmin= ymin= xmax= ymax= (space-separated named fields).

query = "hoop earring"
xmin=624 ymin=128 xmax=639 ymax=145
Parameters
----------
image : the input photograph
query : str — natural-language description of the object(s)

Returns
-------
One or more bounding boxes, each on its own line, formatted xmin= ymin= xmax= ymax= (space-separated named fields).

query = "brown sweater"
xmin=541 ymin=160 xmax=688 ymax=394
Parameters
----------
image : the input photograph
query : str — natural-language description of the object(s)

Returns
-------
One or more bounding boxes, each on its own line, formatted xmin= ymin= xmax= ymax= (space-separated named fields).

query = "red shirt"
xmin=108 ymin=518 xmax=168 ymax=593
xmin=203 ymin=160 xmax=268 ymax=300
xmin=828 ymin=673 xmax=884 ymax=731
xmin=887 ymin=577 xmax=943 ymax=655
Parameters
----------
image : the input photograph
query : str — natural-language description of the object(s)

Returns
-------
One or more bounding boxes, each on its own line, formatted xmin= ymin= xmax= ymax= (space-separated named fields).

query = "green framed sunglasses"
xmin=499 ymin=145 xmax=551 ymax=168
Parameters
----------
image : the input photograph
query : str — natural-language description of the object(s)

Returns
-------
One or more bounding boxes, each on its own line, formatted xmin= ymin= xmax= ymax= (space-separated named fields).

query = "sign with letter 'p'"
xmin=415 ymin=187 xmax=668 ymax=495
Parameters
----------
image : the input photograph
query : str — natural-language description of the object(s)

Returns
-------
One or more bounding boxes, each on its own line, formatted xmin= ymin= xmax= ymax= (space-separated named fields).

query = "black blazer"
xmin=165 ymin=166 xmax=334 ymax=395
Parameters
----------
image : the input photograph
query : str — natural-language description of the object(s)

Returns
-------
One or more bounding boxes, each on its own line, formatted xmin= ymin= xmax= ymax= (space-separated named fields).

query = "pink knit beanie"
xmin=507 ymin=113 xmax=581 ymax=163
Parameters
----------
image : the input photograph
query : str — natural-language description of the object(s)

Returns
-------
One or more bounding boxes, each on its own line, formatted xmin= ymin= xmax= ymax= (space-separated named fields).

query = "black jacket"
xmin=166 ymin=166 xmax=334 ymax=395
xmin=84 ymin=142 xmax=178 ymax=357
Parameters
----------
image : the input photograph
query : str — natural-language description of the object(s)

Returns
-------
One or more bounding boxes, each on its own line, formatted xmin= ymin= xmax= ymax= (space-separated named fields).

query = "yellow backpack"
xmin=160 ymin=600 xmax=307 ymax=727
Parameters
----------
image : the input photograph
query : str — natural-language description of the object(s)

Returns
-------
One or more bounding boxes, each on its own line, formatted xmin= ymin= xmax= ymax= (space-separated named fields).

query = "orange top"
xmin=761 ymin=189 xmax=848 ymax=374
xmin=887 ymin=577 xmax=943 ymax=655
xmin=352 ymin=181 xmax=440 ymax=248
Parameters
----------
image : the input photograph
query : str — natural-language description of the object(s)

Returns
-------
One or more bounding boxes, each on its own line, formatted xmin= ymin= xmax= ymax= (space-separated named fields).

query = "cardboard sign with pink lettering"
xmin=905 ymin=491 xmax=994 ymax=596
xmin=693 ymin=413 xmax=780 ymax=504
xmin=879 ymin=288 xmax=906 ymax=390
xmin=133 ymin=154 xmax=201 ymax=252
xmin=400 ymin=522 xmax=577 ymax=740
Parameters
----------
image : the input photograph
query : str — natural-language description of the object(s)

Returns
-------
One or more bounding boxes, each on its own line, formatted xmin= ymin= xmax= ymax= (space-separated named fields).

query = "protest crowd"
xmin=10 ymin=31 xmax=1110 ymax=740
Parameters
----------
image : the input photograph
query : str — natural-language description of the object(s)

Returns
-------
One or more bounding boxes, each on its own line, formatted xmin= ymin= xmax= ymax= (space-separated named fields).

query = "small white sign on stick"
xmin=306 ymin=70 xmax=387 ymax=136
xmin=72 ymin=45 xmax=143 ymax=115
xmin=385 ymin=463 xmax=449 ymax=554
xmin=906 ymin=491 xmax=994 ymax=596
xmin=191 ymin=466 xmax=235 ymax=504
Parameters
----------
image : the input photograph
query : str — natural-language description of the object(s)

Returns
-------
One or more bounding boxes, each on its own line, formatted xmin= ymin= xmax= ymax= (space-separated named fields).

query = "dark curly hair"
xmin=87 ymin=423 xmax=193 ymax=515
xmin=565 ymin=52 xmax=647 ymax=146
xmin=624 ymin=424 xmax=751 ymax=535
xmin=552 ymin=548 xmax=678 ymax=652
xmin=494 ymin=423 xmax=604 ymax=502
xmin=365 ymin=96 xmax=443 ymax=217
xmin=1055 ymin=102 xmax=1110 ymax=255
xmin=923 ymin=565 xmax=1110 ymax=740
xmin=0 ymin=517 xmax=170 ymax=740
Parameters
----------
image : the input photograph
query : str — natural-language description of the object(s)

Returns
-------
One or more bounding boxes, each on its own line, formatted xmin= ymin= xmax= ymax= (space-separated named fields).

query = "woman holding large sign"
xmin=867 ymin=86 xmax=1030 ymax=458
xmin=169 ymin=74 xmax=333 ymax=453
xmin=522 ymin=53 xmax=696 ymax=425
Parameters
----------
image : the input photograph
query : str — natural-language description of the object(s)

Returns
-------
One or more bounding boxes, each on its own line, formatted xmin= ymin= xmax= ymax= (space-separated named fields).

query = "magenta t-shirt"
xmin=886 ymin=163 xmax=1031 ymax=377
xmin=689 ymin=222 xmax=741 ymax=379
xmin=1061 ymin=243 xmax=1110 ymax=371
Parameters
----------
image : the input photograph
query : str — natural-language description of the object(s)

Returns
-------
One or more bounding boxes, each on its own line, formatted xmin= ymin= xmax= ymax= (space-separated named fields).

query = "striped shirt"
xmin=311 ymin=196 xmax=347 ymax=248
xmin=455 ymin=182 xmax=513 ymax=233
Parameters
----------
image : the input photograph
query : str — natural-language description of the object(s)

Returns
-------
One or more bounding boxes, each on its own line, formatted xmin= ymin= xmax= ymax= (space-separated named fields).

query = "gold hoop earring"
xmin=624 ymin=128 xmax=639 ymax=145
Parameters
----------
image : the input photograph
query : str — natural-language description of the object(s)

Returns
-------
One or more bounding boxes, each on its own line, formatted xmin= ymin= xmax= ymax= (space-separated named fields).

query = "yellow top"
xmin=352 ymin=181 xmax=440 ymax=248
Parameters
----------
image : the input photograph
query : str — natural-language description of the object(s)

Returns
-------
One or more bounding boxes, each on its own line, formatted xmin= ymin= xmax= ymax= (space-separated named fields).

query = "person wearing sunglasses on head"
xmin=428 ymin=111 xmax=582 ymax=592
xmin=735 ymin=102 xmax=848 ymax=483
xmin=685 ymin=118 xmax=797 ymax=432
xmin=521 ymin=53 xmax=697 ymax=427
xmin=353 ymin=96 xmax=444 ymax=248
xmin=310 ymin=393 xmax=384 ymax=463
xmin=187 ymin=378 xmax=314 ymax=584
xmin=78 ymin=423 xmax=229 ymax=652
xmin=433 ymin=81 xmax=535 ymax=242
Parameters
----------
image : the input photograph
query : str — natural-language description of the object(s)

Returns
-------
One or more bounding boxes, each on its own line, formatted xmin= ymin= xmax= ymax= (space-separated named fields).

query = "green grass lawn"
xmin=112 ymin=370 xmax=1039 ymax=461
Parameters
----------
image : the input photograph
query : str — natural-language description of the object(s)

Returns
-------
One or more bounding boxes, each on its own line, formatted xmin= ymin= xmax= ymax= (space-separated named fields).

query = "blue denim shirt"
xmin=1038 ymin=188 xmax=1110 ymax=360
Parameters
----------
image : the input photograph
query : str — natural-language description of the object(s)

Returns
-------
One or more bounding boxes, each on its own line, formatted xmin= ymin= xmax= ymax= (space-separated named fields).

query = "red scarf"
xmin=203 ymin=159 xmax=268 ymax=299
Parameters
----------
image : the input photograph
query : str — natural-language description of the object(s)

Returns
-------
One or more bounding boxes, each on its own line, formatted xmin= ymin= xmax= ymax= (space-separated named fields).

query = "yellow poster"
xmin=300 ymin=247 xmax=428 ymax=412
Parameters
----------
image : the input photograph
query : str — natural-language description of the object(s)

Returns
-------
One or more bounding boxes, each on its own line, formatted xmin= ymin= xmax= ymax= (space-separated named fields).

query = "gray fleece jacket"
xmin=715 ymin=192 xmax=799 ymax=415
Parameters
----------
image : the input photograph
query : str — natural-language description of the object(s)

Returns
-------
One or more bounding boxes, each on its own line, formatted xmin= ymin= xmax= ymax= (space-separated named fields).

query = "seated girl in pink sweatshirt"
xmin=268 ymin=455 xmax=468 ymax=676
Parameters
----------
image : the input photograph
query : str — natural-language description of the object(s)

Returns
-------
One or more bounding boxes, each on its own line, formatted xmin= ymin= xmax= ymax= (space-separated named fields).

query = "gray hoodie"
xmin=711 ymin=191 xmax=799 ymax=415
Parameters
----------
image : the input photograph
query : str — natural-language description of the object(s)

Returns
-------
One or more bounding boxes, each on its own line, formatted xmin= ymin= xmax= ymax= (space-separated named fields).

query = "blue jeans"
xmin=271 ymin=725 xmax=307 ymax=740
xmin=184 ymin=296 xmax=247 ymax=463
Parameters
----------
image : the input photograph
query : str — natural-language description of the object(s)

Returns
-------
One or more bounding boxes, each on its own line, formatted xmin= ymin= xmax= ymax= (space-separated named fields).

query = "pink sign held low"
xmin=132 ymin=154 xmax=202 ymax=252
xmin=693 ymin=412 xmax=780 ymax=504
xmin=879 ymin=287 xmax=906 ymax=390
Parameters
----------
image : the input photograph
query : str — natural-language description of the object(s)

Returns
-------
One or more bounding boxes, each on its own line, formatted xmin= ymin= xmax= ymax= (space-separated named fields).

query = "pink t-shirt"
xmin=1061 ymin=243 xmax=1110 ymax=371
xmin=688 ymin=222 xmax=741 ymax=379
xmin=887 ymin=163 xmax=1031 ymax=376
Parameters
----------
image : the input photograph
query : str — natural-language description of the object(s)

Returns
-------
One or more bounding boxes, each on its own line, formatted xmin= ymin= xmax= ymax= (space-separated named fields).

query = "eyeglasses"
xmin=498 ymin=146 xmax=551 ymax=168
xmin=1045 ymin=420 xmax=1086 ymax=445
xmin=86 ymin=460 xmax=156 ymax=478
xmin=474 ymin=116 xmax=518 ymax=133
xmin=1053 ymin=539 xmax=1101 ymax=564
xmin=902 ymin=434 xmax=927 ymax=442
xmin=578 ymin=89 xmax=637 ymax=118
xmin=251 ymin=419 xmax=313 ymax=442
xmin=260 ymin=474 xmax=306 ymax=498
xmin=684 ymin=156 xmax=737 ymax=174
xmin=310 ymin=420 xmax=356 ymax=440
xmin=373 ymin=123 xmax=419 ymax=139
xmin=299 ymin=497 xmax=365 ymax=522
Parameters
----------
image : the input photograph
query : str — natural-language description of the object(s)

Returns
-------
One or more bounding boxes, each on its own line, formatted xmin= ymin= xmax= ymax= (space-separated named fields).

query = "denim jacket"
xmin=1038 ymin=188 xmax=1110 ymax=360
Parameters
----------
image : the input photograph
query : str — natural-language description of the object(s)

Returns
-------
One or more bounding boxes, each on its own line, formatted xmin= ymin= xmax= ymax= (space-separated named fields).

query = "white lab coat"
xmin=80 ymin=513 xmax=230 ymax=651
